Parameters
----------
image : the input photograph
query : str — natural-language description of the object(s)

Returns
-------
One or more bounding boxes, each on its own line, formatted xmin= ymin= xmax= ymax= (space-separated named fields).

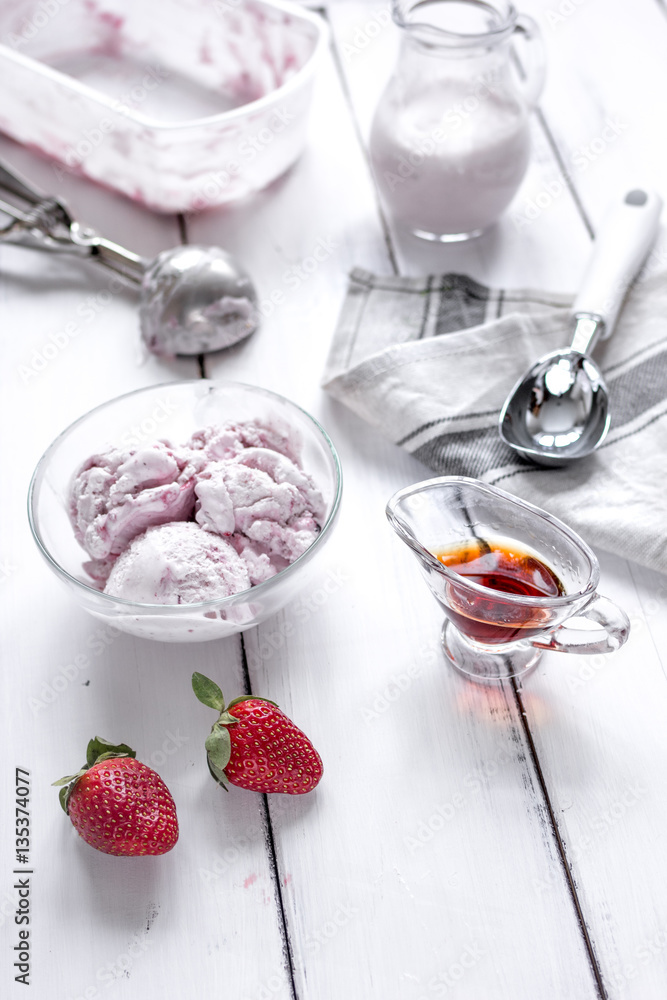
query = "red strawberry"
xmin=53 ymin=737 xmax=178 ymax=857
xmin=192 ymin=672 xmax=323 ymax=794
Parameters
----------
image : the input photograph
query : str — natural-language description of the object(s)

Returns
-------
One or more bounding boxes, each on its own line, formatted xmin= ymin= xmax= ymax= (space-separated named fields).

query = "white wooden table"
xmin=2 ymin=2 xmax=667 ymax=998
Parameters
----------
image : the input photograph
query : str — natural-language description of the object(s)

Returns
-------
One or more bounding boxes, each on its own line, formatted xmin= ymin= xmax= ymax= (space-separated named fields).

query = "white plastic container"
xmin=0 ymin=0 xmax=327 ymax=212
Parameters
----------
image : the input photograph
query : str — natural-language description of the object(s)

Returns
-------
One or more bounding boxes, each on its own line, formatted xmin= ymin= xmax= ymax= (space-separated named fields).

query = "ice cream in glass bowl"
xmin=28 ymin=380 xmax=342 ymax=642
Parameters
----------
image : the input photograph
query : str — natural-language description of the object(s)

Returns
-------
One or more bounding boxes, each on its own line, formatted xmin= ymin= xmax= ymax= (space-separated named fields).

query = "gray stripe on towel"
xmin=607 ymin=348 xmax=667 ymax=428
xmin=411 ymin=425 xmax=525 ymax=477
xmin=435 ymin=274 xmax=490 ymax=335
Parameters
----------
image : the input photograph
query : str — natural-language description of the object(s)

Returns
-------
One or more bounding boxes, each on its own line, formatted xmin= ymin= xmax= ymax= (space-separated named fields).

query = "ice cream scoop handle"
xmin=67 ymin=223 xmax=147 ymax=285
xmin=87 ymin=239 xmax=147 ymax=285
xmin=571 ymin=188 xmax=663 ymax=340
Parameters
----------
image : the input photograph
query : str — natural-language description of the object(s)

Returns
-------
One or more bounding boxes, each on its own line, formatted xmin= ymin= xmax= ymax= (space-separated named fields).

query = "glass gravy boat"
xmin=386 ymin=477 xmax=630 ymax=683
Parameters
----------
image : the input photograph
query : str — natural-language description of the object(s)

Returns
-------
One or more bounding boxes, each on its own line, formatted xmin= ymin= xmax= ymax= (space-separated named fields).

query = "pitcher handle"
xmin=530 ymin=594 xmax=630 ymax=655
xmin=513 ymin=14 xmax=546 ymax=109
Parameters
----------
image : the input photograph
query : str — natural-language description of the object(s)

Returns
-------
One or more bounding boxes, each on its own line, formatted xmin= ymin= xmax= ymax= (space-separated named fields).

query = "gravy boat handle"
xmin=530 ymin=594 xmax=630 ymax=655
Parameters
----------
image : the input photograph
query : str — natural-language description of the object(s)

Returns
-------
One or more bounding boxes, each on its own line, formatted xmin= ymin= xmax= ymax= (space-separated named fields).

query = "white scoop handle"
xmin=571 ymin=188 xmax=663 ymax=340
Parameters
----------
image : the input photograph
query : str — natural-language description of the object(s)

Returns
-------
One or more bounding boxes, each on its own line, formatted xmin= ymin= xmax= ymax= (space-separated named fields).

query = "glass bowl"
xmin=0 ymin=0 xmax=327 ymax=211
xmin=28 ymin=380 xmax=342 ymax=642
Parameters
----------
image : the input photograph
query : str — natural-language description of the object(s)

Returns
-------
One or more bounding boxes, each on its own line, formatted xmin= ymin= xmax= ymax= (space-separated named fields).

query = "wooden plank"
xmin=516 ymin=0 xmax=667 ymax=264
xmin=0 ymin=135 xmax=292 ymax=997
xmin=493 ymin=1 xmax=667 ymax=996
xmin=522 ymin=554 xmax=667 ymax=999
xmin=189 ymin=16 xmax=605 ymax=997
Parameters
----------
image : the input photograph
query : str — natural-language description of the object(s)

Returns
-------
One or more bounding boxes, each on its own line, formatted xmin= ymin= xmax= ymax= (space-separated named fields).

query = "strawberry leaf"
xmin=217 ymin=711 xmax=239 ymax=727
xmin=54 ymin=739 xmax=135 ymax=814
xmin=53 ymin=766 xmax=90 ymax=813
xmin=192 ymin=672 xmax=225 ymax=711
xmin=93 ymin=751 xmax=133 ymax=764
xmin=52 ymin=770 xmax=85 ymax=788
xmin=53 ymin=765 xmax=90 ymax=815
xmin=86 ymin=737 xmax=135 ymax=768
xmin=205 ymin=726 xmax=232 ymax=772
xmin=206 ymin=754 xmax=229 ymax=790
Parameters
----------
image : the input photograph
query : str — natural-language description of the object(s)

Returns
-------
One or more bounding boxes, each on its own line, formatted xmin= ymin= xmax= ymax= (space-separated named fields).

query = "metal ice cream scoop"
xmin=499 ymin=188 xmax=663 ymax=466
xmin=0 ymin=159 xmax=258 ymax=356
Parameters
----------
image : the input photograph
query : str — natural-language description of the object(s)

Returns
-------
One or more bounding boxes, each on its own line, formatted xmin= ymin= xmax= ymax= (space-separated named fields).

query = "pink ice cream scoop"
xmin=194 ymin=450 xmax=323 ymax=563
xmin=228 ymin=535 xmax=280 ymax=586
xmin=104 ymin=522 xmax=251 ymax=604
xmin=235 ymin=447 xmax=326 ymax=522
xmin=69 ymin=441 xmax=201 ymax=578
xmin=188 ymin=419 xmax=302 ymax=465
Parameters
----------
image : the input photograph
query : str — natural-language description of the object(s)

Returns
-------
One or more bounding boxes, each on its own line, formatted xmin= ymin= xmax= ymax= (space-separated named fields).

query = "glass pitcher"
xmin=369 ymin=0 xmax=545 ymax=241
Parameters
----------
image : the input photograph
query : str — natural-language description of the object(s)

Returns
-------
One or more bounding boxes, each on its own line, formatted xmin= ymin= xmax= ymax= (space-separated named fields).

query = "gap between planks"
xmin=241 ymin=640 xmax=301 ymax=1000
xmin=325 ymin=7 xmax=612 ymax=997
xmin=511 ymin=677 xmax=609 ymax=1000
xmin=179 ymin=209 xmax=300 ymax=998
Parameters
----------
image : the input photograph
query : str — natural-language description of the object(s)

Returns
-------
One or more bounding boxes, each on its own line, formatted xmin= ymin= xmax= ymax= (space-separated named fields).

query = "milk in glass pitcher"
xmin=369 ymin=0 xmax=545 ymax=241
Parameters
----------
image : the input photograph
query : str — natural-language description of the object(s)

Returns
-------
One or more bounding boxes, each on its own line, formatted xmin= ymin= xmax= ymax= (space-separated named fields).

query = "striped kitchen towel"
xmin=322 ymin=268 xmax=667 ymax=574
